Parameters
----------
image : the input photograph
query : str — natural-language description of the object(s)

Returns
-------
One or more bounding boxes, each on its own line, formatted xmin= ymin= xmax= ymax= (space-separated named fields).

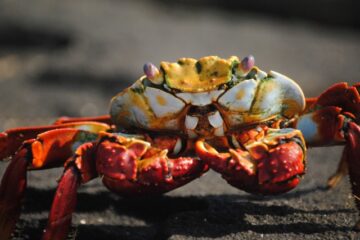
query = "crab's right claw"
xmin=96 ymin=133 xmax=208 ymax=196
xmin=196 ymin=128 xmax=306 ymax=195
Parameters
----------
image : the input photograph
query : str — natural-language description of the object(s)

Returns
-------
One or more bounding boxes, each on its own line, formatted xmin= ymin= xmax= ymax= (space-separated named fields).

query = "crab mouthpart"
xmin=185 ymin=105 xmax=226 ymax=138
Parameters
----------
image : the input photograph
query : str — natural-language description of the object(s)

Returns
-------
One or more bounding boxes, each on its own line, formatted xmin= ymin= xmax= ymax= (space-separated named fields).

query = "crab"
xmin=0 ymin=55 xmax=359 ymax=239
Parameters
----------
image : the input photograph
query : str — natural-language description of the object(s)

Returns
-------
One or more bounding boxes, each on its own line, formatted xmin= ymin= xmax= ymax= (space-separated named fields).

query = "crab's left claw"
xmin=196 ymin=127 xmax=306 ymax=195
xmin=96 ymin=133 xmax=208 ymax=196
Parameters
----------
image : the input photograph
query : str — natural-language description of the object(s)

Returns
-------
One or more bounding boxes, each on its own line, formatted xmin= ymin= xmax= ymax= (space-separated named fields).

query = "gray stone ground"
xmin=0 ymin=0 xmax=360 ymax=239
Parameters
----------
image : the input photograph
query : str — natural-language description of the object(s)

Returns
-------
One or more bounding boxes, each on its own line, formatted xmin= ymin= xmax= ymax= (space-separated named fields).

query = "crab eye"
xmin=240 ymin=55 xmax=255 ymax=72
xmin=234 ymin=55 xmax=255 ymax=77
xmin=144 ymin=87 xmax=185 ymax=118
xmin=143 ymin=62 xmax=164 ymax=85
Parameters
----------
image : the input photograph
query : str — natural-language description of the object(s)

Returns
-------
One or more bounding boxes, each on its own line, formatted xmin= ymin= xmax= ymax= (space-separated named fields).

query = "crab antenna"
xmin=240 ymin=55 xmax=255 ymax=72
xmin=143 ymin=62 xmax=163 ymax=84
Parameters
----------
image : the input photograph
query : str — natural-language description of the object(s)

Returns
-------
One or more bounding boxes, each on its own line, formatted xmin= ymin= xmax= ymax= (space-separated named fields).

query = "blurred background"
xmin=0 ymin=0 xmax=359 ymax=239
xmin=0 ymin=0 xmax=359 ymax=130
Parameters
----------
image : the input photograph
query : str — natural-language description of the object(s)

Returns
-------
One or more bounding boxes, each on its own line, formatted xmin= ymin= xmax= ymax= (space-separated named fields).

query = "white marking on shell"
xmin=252 ymin=71 xmax=305 ymax=118
xmin=253 ymin=84 xmax=282 ymax=116
xmin=144 ymin=87 xmax=185 ymax=118
xmin=218 ymin=79 xmax=258 ymax=111
xmin=173 ymin=138 xmax=182 ymax=155
xmin=256 ymin=69 xmax=267 ymax=79
xmin=208 ymin=111 xmax=223 ymax=128
xmin=296 ymin=113 xmax=319 ymax=143
xmin=132 ymin=106 xmax=149 ymax=127
xmin=185 ymin=115 xmax=199 ymax=130
xmin=214 ymin=125 xmax=225 ymax=136
xmin=176 ymin=90 xmax=224 ymax=106
xmin=227 ymin=114 xmax=245 ymax=126
xmin=110 ymin=90 xmax=149 ymax=127
xmin=269 ymin=71 xmax=305 ymax=112
xmin=110 ymin=92 xmax=128 ymax=120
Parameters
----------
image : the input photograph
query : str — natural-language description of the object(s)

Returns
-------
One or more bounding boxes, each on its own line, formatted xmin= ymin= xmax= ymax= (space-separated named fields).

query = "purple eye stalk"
xmin=143 ymin=62 xmax=163 ymax=84
xmin=236 ymin=55 xmax=255 ymax=76
xmin=241 ymin=55 xmax=255 ymax=72
xmin=143 ymin=62 xmax=157 ymax=79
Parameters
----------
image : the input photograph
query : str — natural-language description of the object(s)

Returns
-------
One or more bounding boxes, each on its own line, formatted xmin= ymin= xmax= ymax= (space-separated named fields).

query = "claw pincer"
xmin=96 ymin=133 xmax=208 ymax=196
xmin=196 ymin=127 xmax=306 ymax=194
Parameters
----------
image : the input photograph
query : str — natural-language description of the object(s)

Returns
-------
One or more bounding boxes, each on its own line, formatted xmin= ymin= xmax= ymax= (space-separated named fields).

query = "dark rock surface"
xmin=0 ymin=0 xmax=359 ymax=239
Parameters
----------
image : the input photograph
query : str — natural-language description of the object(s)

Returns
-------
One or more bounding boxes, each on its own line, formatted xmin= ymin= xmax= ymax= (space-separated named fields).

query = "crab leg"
xmin=0 ymin=147 xmax=28 ymax=239
xmin=345 ymin=122 xmax=360 ymax=229
xmin=1 ymin=129 xmax=208 ymax=240
xmin=327 ymin=150 xmax=348 ymax=189
xmin=42 ymin=165 xmax=80 ymax=240
xmin=0 ymin=128 xmax=102 ymax=240
xmin=0 ymin=121 xmax=110 ymax=160
xmin=196 ymin=126 xmax=306 ymax=195
xmin=42 ymin=141 xmax=98 ymax=240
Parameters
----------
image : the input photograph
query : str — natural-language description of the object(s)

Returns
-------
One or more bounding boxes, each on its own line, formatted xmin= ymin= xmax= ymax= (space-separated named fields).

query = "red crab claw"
xmin=196 ymin=128 xmax=306 ymax=195
xmin=297 ymin=82 xmax=360 ymax=145
xmin=311 ymin=82 xmax=360 ymax=120
xmin=295 ymin=83 xmax=360 ymax=188
xmin=96 ymin=133 xmax=208 ymax=196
